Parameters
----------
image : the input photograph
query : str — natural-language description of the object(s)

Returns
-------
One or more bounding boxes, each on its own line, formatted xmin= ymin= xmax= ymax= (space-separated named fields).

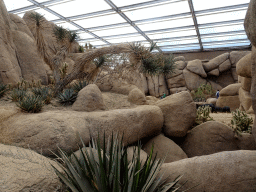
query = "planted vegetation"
xmin=16 ymin=95 xmax=44 ymax=113
xmin=231 ymin=109 xmax=253 ymax=135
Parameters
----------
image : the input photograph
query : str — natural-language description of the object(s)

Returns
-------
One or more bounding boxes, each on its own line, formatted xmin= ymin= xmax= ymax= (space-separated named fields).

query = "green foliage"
xmin=29 ymin=12 xmax=45 ymax=27
xmin=32 ymin=87 xmax=52 ymax=104
xmin=53 ymin=26 xmax=68 ymax=42
xmin=0 ymin=84 xmax=8 ymax=98
xmin=67 ymin=30 xmax=79 ymax=43
xmin=10 ymin=88 xmax=27 ymax=102
xmin=192 ymin=84 xmax=214 ymax=102
xmin=52 ymin=134 xmax=186 ymax=192
xmin=58 ymin=89 xmax=77 ymax=105
xmin=94 ymin=56 xmax=107 ymax=68
xmin=78 ymin=45 xmax=84 ymax=53
xmin=158 ymin=54 xmax=176 ymax=76
xmin=141 ymin=56 xmax=160 ymax=76
xmin=231 ymin=109 xmax=253 ymax=135
xmin=196 ymin=106 xmax=213 ymax=125
xmin=71 ymin=80 xmax=88 ymax=93
xmin=16 ymin=95 xmax=44 ymax=113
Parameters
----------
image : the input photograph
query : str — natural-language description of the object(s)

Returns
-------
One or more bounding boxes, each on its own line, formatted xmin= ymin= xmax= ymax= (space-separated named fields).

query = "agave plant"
xmin=10 ymin=88 xmax=27 ymax=102
xmin=17 ymin=95 xmax=44 ymax=113
xmin=58 ymin=89 xmax=77 ymax=105
xmin=0 ymin=83 xmax=8 ymax=98
xmin=52 ymin=134 xmax=185 ymax=192
xmin=32 ymin=87 xmax=52 ymax=104
xmin=72 ymin=80 xmax=88 ymax=93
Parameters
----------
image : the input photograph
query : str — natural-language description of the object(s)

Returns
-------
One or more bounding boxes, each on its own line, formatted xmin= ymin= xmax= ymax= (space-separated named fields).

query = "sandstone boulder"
xmin=173 ymin=56 xmax=185 ymax=62
xmin=236 ymin=53 xmax=252 ymax=78
xmin=156 ymin=91 xmax=196 ymax=137
xmin=167 ymin=74 xmax=186 ymax=89
xmin=145 ymin=96 xmax=159 ymax=105
xmin=169 ymin=87 xmax=188 ymax=94
xmin=231 ymin=67 xmax=238 ymax=82
xmin=0 ymin=144 xmax=62 ymax=192
xmin=2 ymin=105 xmax=163 ymax=156
xmin=216 ymin=95 xmax=240 ymax=111
xmin=142 ymin=134 xmax=187 ymax=163
xmin=181 ymin=121 xmax=238 ymax=157
xmin=236 ymin=133 xmax=256 ymax=150
xmin=239 ymin=87 xmax=252 ymax=112
xmin=187 ymin=59 xmax=207 ymax=78
xmin=206 ymin=98 xmax=217 ymax=105
xmin=128 ymin=88 xmax=147 ymax=105
xmin=214 ymin=70 xmax=235 ymax=88
xmin=203 ymin=53 xmax=229 ymax=72
xmin=219 ymin=83 xmax=241 ymax=96
xmin=207 ymin=68 xmax=219 ymax=76
xmin=111 ymin=81 xmax=138 ymax=95
xmin=244 ymin=0 xmax=256 ymax=46
xmin=208 ymin=80 xmax=223 ymax=91
xmin=241 ymin=76 xmax=252 ymax=92
xmin=183 ymin=68 xmax=207 ymax=90
xmin=10 ymin=13 xmax=33 ymax=38
xmin=166 ymin=69 xmax=183 ymax=78
xmin=72 ymin=84 xmax=106 ymax=112
xmin=147 ymin=74 xmax=168 ymax=97
xmin=175 ymin=60 xmax=187 ymax=70
xmin=127 ymin=146 xmax=148 ymax=164
xmin=160 ymin=150 xmax=256 ymax=192
xmin=230 ymin=51 xmax=251 ymax=67
xmin=218 ymin=59 xmax=231 ymax=72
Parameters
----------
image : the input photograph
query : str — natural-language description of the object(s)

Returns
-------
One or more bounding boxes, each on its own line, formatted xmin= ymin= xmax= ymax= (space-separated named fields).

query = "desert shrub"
xmin=16 ymin=95 xmax=44 ymax=113
xmin=52 ymin=134 xmax=188 ymax=192
xmin=32 ymin=87 xmax=52 ymax=104
xmin=192 ymin=84 xmax=214 ymax=102
xmin=71 ymin=80 xmax=88 ymax=93
xmin=58 ymin=89 xmax=77 ymax=105
xmin=0 ymin=84 xmax=8 ymax=98
xmin=231 ymin=109 xmax=253 ymax=135
xmin=196 ymin=106 xmax=213 ymax=125
xmin=10 ymin=88 xmax=27 ymax=102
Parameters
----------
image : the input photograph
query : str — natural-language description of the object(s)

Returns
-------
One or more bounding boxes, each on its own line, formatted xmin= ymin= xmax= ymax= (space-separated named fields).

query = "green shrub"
xmin=58 ymin=89 xmax=77 ymax=105
xmin=32 ymin=87 xmax=52 ymax=104
xmin=71 ymin=80 xmax=88 ymax=93
xmin=17 ymin=95 xmax=44 ymax=113
xmin=0 ymin=84 xmax=8 ymax=98
xmin=10 ymin=88 xmax=27 ymax=102
xmin=196 ymin=106 xmax=213 ymax=125
xmin=192 ymin=83 xmax=214 ymax=102
xmin=231 ymin=109 xmax=253 ymax=135
xmin=52 ymin=134 xmax=188 ymax=192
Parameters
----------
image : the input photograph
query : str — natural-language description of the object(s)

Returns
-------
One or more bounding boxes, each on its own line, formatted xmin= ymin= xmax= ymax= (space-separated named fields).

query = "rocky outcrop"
xmin=239 ymin=87 xmax=252 ymax=112
xmin=203 ymin=53 xmax=229 ymax=72
xmin=241 ymin=77 xmax=252 ymax=92
xmin=183 ymin=68 xmax=207 ymax=90
xmin=2 ymin=105 xmax=163 ymax=156
xmin=187 ymin=59 xmax=207 ymax=78
xmin=216 ymin=95 xmax=240 ymax=111
xmin=142 ymin=134 xmax=187 ymax=163
xmin=156 ymin=91 xmax=196 ymax=137
xmin=207 ymin=68 xmax=219 ymax=76
xmin=219 ymin=83 xmax=241 ymax=96
xmin=236 ymin=53 xmax=252 ymax=78
xmin=167 ymin=74 xmax=186 ymax=88
xmin=0 ymin=144 xmax=62 ymax=192
xmin=128 ymin=87 xmax=147 ymax=105
xmin=160 ymin=150 xmax=256 ymax=192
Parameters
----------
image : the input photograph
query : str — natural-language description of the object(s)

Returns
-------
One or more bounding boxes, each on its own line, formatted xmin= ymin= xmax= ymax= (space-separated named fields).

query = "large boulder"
xmin=142 ymin=134 xmax=187 ymax=163
xmin=166 ymin=69 xmax=183 ymax=78
xmin=183 ymin=68 xmax=207 ymax=90
xmin=128 ymin=87 xmax=147 ymax=105
xmin=207 ymin=68 xmax=219 ymax=76
xmin=231 ymin=68 xmax=238 ymax=82
xmin=147 ymin=75 xmax=168 ymax=97
xmin=212 ymin=70 xmax=235 ymax=88
xmin=2 ymin=105 xmax=163 ymax=156
xmin=175 ymin=60 xmax=187 ymax=70
xmin=127 ymin=146 xmax=148 ymax=164
xmin=181 ymin=121 xmax=238 ymax=157
xmin=167 ymin=74 xmax=186 ymax=89
xmin=72 ymin=84 xmax=106 ymax=112
xmin=219 ymin=83 xmax=241 ymax=96
xmin=203 ymin=53 xmax=229 ymax=72
xmin=219 ymin=59 xmax=231 ymax=73
xmin=236 ymin=53 xmax=252 ymax=78
xmin=244 ymin=0 xmax=256 ymax=46
xmin=186 ymin=59 xmax=207 ymax=78
xmin=241 ymin=76 xmax=252 ymax=92
xmin=0 ymin=144 xmax=62 ymax=192
xmin=239 ymin=87 xmax=252 ymax=112
xmin=156 ymin=91 xmax=196 ymax=137
xmin=230 ymin=51 xmax=251 ymax=67
xmin=0 ymin=0 xmax=22 ymax=84
xmin=206 ymin=98 xmax=217 ymax=105
xmin=173 ymin=56 xmax=185 ymax=62
xmin=208 ymin=80 xmax=223 ymax=91
xmin=169 ymin=87 xmax=188 ymax=94
xmin=160 ymin=150 xmax=256 ymax=192
xmin=216 ymin=95 xmax=240 ymax=111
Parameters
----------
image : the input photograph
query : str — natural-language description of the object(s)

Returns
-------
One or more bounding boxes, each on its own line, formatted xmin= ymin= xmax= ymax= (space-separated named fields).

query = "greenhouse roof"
xmin=4 ymin=0 xmax=251 ymax=53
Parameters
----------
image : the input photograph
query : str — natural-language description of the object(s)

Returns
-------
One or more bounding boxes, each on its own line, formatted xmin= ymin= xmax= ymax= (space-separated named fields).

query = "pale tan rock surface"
xmin=173 ymin=56 xmax=185 ymax=62
xmin=175 ymin=60 xmax=187 ymax=70
xmin=203 ymin=53 xmax=229 ymax=72
xmin=187 ymin=59 xmax=207 ymax=78
xmin=208 ymin=80 xmax=223 ymax=91
xmin=128 ymin=88 xmax=147 ymax=105
xmin=218 ymin=59 xmax=231 ymax=72
xmin=231 ymin=67 xmax=238 ymax=82
xmin=156 ymin=91 xmax=196 ymax=137
xmin=169 ymin=87 xmax=188 ymax=94
xmin=160 ymin=150 xmax=256 ymax=192
xmin=236 ymin=53 xmax=252 ymax=78
xmin=239 ymin=87 xmax=252 ymax=112
xmin=127 ymin=146 xmax=148 ymax=164
xmin=230 ymin=51 xmax=251 ymax=67
xmin=207 ymin=68 xmax=219 ymax=76
xmin=219 ymin=83 xmax=241 ymax=96
xmin=241 ymin=76 xmax=252 ymax=92
xmin=183 ymin=68 xmax=207 ymax=90
xmin=167 ymin=74 xmax=186 ymax=89
xmin=0 ymin=144 xmax=62 ymax=192
xmin=216 ymin=95 xmax=240 ymax=111
xmin=142 ymin=134 xmax=187 ymax=163
xmin=206 ymin=98 xmax=217 ymax=105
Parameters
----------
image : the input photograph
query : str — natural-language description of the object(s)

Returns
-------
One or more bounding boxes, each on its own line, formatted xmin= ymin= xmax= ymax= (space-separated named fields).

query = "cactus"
xmin=231 ymin=109 xmax=253 ymax=136
xmin=196 ymin=105 xmax=213 ymax=125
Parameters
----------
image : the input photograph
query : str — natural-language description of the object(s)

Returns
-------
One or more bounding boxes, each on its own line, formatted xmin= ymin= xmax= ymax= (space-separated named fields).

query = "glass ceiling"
xmin=5 ymin=0 xmax=251 ymax=53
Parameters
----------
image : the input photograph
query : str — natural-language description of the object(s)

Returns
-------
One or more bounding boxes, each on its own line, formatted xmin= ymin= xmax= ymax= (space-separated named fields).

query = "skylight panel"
xmin=74 ymin=14 xmax=126 ymax=29
xmin=93 ymin=25 xmax=137 ymax=37
xmin=34 ymin=8 xmax=60 ymax=21
xmin=49 ymin=0 xmax=111 ymax=18
xmin=157 ymin=39 xmax=199 ymax=47
xmin=196 ymin=10 xmax=247 ymax=24
xmin=201 ymin=34 xmax=248 ymax=43
xmin=107 ymin=35 xmax=147 ymax=44
xmin=55 ymin=22 xmax=79 ymax=30
xmin=147 ymin=29 xmax=197 ymax=40
xmin=199 ymin=24 xmax=245 ymax=35
xmin=111 ymin=0 xmax=150 ymax=7
xmin=203 ymin=42 xmax=250 ymax=49
xmin=3 ymin=0 xmax=33 ymax=11
xmin=124 ymin=1 xmax=190 ymax=21
xmin=87 ymin=40 xmax=107 ymax=46
xmin=162 ymin=46 xmax=201 ymax=52
xmin=192 ymin=0 xmax=250 ymax=11
xmin=137 ymin=17 xmax=194 ymax=31
xmin=77 ymin=32 xmax=95 ymax=40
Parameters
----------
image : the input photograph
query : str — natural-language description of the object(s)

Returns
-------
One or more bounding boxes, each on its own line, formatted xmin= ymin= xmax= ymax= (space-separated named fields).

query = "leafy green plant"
xmin=0 ymin=84 xmax=8 ymax=98
xmin=32 ymin=87 xmax=52 ymax=104
xmin=58 ymin=89 xmax=77 ymax=105
xmin=17 ymin=95 xmax=44 ymax=113
xmin=72 ymin=80 xmax=88 ymax=93
xmin=52 ymin=134 xmax=187 ymax=192
xmin=10 ymin=88 xmax=27 ymax=102
xmin=196 ymin=106 xmax=213 ymax=125
xmin=191 ymin=83 xmax=214 ymax=102
xmin=231 ymin=109 xmax=253 ymax=136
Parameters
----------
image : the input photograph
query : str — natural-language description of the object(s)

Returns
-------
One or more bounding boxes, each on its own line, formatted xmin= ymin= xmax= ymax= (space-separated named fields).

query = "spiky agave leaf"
xmin=72 ymin=80 xmax=87 ymax=93
xmin=158 ymin=54 xmax=176 ymax=76
xmin=67 ymin=30 xmax=79 ymax=43
xmin=94 ymin=55 xmax=106 ymax=68
xmin=58 ymin=89 xmax=77 ymax=105
xmin=29 ymin=12 xmax=45 ymax=27
xmin=16 ymin=95 xmax=44 ymax=113
xmin=140 ymin=56 xmax=160 ymax=76
xmin=53 ymin=26 xmax=68 ymax=43
xmin=0 ymin=84 xmax=8 ymax=98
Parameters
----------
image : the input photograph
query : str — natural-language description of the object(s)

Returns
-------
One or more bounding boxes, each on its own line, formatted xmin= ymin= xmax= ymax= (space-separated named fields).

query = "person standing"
xmin=216 ymin=90 xmax=220 ymax=99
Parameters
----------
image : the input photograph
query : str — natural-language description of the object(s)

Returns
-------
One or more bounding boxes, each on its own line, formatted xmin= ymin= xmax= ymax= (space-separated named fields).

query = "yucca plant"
xmin=195 ymin=106 xmax=213 ymax=125
xmin=10 ymin=88 xmax=27 ymax=102
xmin=17 ymin=95 xmax=44 ymax=113
xmin=231 ymin=109 xmax=253 ymax=136
xmin=58 ymin=89 xmax=77 ymax=105
xmin=0 ymin=83 xmax=8 ymax=98
xmin=52 ymin=134 xmax=186 ymax=192
xmin=32 ymin=87 xmax=52 ymax=104
xmin=72 ymin=80 xmax=88 ymax=93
